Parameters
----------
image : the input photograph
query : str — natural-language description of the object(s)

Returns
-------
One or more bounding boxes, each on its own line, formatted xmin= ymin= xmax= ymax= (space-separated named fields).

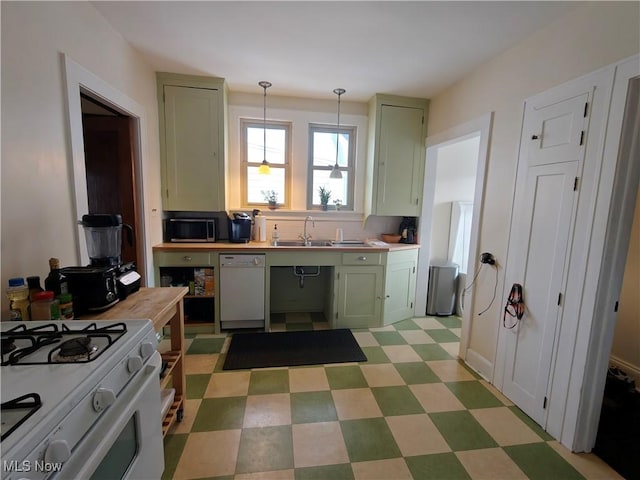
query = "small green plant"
xmin=261 ymin=190 xmax=278 ymax=209
xmin=261 ymin=190 xmax=278 ymax=203
xmin=318 ymin=186 xmax=331 ymax=208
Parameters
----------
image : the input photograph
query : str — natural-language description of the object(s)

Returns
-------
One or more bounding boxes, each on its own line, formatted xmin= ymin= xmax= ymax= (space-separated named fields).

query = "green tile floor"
xmin=160 ymin=315 xmax=621 ymax=480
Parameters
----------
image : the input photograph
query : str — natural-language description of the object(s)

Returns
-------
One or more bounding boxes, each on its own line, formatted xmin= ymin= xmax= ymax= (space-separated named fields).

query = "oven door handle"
xmin=57 ymin=351 xmax=164 ymax=480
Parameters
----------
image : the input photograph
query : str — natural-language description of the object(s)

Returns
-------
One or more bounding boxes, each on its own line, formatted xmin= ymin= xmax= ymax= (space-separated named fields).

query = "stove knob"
xmin=140 ymin=341 xmax=155 ymax=359
xmin=44 ymin=439 xmax=71 ymax=464
xmin=127 ymin=355 xmax=143 ymax=373
xmin=92 ymin=388 xmax=116 ymax=412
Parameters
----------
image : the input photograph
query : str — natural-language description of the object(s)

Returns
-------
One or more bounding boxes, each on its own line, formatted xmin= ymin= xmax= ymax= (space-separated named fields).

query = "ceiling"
xmin=91 ymin=1 xmax=581 ymax=102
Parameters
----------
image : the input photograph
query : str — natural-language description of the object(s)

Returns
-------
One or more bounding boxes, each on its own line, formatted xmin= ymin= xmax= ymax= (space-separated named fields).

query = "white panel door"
xmin=502 ymin=162 xmax=578 ymax=424
xmin=502 ymin=91 xmax=589 ymax=426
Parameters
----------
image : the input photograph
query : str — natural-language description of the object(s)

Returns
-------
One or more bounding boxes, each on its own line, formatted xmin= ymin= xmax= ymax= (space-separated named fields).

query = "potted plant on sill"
xmin=319 ymin=186 xmax=331 ymax=211
xmin=262 ymin=190 xmax=278 ymax=210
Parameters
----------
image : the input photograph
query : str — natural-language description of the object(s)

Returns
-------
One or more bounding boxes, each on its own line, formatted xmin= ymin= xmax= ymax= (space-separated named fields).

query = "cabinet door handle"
xmin=182 ymin=256 xmax=192 ymax=262
xmin=358 ymin=256 xmax=367 ymax=261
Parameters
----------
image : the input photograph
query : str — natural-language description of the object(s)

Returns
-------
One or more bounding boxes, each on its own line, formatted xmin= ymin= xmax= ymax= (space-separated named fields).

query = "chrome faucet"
xmin=299 ymin=215 xmax=315 ymax=246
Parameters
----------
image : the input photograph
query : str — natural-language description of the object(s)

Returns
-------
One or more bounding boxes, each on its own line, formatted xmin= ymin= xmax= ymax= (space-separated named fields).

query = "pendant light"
xmin=329 ymin=88 xmax=345 ymax=179
xmin=258 ymin=81 xmax=272 ymax=175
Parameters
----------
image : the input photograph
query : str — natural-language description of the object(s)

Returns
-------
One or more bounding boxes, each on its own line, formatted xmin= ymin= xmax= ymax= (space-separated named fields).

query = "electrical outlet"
xmin=480 ymin=252 xmax=496 ymax=265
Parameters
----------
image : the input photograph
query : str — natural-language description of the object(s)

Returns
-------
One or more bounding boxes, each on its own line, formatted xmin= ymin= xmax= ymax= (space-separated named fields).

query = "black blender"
xmin=62 ymin=214 xmax=141 ymax=314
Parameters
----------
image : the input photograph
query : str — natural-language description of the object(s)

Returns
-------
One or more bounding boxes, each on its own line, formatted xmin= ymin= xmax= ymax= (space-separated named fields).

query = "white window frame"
xmin=241 ymin=118 xmax=291 ymax=209
xmin=307 ymin=124 xmax=356 ymax=210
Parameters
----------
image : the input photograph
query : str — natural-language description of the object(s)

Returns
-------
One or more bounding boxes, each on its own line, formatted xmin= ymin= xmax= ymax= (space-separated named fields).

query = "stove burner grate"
xmin=1 ymin=393 xmax=42 ymax=442
xmin=0 ymin=322 xmax=127 ymax=366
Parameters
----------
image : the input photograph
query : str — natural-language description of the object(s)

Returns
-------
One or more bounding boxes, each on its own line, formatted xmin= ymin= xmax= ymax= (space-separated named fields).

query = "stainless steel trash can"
xmin=426 ymin=263 xmax=459 ymax=316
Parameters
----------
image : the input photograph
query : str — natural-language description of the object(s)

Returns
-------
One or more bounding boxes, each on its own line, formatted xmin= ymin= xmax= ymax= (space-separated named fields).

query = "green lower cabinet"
xmin=335 ymin=266 xmax=384 ymax=329
xmin=383 ymin=249 xmax=418 ymax=325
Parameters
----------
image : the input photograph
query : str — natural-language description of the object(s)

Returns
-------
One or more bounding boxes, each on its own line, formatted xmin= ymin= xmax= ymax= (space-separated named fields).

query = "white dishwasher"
xmin=219 ymin=254 xmax=265 ymax=329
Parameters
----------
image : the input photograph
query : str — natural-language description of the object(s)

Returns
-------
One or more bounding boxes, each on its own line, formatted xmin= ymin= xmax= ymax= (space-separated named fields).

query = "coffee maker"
xmin=62 ymin=214 xmax=141 ymax=314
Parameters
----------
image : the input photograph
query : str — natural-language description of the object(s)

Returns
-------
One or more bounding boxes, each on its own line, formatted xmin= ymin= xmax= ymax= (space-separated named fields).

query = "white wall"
xmin=611 ymin=187 xmax=640 ymax=384
xmin=427 ymin=2 xmax=640 ymax=371
xmin=430 ymin=137 xmax=478 ymax=262
xmin=1 ymin=2 xmax=162 ymax=314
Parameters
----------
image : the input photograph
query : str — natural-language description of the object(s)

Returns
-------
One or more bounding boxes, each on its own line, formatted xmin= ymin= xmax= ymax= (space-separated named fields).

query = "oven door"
xmin=58 ymin=351 xmax=164 ymax=480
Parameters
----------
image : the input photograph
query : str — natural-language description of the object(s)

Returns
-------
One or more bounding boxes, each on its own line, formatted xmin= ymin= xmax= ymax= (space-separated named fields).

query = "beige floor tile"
xmin=353 ymin=331 xmax=379 ymax=347
xmin=409 ymin=383 xmax=465 ymax=412
xmin=312 ymin=322 xmax=330 ymax=330
xmin=169 ymin=398 xmax=201 ymax=435
xmin=427 ymin=359 xmax=476 ymax=382
xmin=292 ymin=421 xmax=350 ymax=468
xmin=270 ymin=324 xmax=286 ymax=332
xmin=289 ymin=367 xmax=330 ymax=392
xmin=173 ymin=429 xmax=241 ymax=479
xmin=479 ymin=380 xmax=514 ymax=406
xmin=184 ymin=353 xmax=219 ymax=374
xmin=548 ymin=441 xmax=624 ymax=479
xmin=385 ymin=414 xmax=451 ymax=456
xmin=243 ymin=393 xmax=291 ymax=428
xmin=234 ymin=470 xmax=295 ymax=480
xmin=360 ymin=364 xmax=405 ymax=387
xmin=455 ymin=448 xmax=528 ymax=480
xmin=450 ymin=328 xmax=462 ymax=337
xmin=398 ymin=329 xmax=435 ymax=345
xmin=440 ymin=342 xmax=461 ymax=358
xmin=332 ymin=388 xmax=382 ymax=420
xmin=412 ymin=317 xmax=447 ymax=329
xmin=286 ymin=312 xmax=312 ymax=323
xmin=352 ymin=458 xmax=413 ymax=480
xmin=205 ymin=371 xmax=251 ymax=398
xmin=381 ymin=345 xmax=424 ymax=363
xmin=368 ymin=325 xmax=396 ymax=332
xmin=470 ymin=407 xmax=543 ymax=446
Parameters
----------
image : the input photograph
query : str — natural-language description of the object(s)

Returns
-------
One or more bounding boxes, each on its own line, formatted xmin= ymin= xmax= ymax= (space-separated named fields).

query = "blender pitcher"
xmin=80 ymin=214 xmax=134 ymax=266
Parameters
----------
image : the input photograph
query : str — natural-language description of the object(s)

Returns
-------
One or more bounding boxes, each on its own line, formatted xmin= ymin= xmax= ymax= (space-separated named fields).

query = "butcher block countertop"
xmin=80 ymin=286 xmax=188 ymax=333
xmin=152 ymin=241 xmax=419 ymax=253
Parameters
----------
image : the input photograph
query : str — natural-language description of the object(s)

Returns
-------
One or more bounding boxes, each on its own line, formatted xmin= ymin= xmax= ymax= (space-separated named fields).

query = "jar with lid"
xmin=31 ymin=291 xmax=60 ymax=320
xmin=7 ymin=278 xmax=30 ymax=321
xmin=57 ymin=293 xmax=74 ymax=320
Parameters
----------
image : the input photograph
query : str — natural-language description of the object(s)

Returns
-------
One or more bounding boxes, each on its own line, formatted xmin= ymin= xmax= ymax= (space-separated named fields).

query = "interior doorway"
xmin=80 ymin=95 xmax=140 ymax=269
xmin=415 ymin=113 xmax=492 ymax=364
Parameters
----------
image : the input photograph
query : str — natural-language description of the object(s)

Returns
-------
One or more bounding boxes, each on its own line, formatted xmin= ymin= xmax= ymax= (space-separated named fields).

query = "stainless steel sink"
xmin=274 ymin=239 xmax=373 ymax=247
xmin=275 ymin=239 xmax=334 ymax=247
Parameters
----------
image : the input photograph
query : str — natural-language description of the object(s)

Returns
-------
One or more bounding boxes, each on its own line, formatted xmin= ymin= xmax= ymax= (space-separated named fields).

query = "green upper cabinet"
xmin=365 ymin=95 xmax=429 ymax=217
xmin=157 ymin=73 xmax=228 ymax=211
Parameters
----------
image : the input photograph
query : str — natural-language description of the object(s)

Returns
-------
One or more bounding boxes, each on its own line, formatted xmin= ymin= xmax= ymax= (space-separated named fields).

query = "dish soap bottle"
xmin=271 ymin=224 xmax=280 ymax=246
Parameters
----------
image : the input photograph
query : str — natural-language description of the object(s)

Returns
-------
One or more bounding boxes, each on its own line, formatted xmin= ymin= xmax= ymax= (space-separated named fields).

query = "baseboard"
xmin=609 ymin=354 xmax=640 ymax=392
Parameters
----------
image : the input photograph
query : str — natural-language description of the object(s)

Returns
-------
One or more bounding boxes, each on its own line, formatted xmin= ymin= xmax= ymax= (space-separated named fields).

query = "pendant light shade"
xmin=258 ymin=81 xmax=272 ymax=175
xmin=329 ymin=88 xmax=345 ymax=179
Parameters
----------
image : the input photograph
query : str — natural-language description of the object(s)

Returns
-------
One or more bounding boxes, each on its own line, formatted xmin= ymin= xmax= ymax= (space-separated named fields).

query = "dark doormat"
xmin=223 ymin=329 xmax=367 ymax=370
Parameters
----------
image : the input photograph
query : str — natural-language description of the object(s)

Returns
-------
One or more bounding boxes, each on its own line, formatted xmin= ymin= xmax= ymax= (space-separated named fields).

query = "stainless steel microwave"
xmin=165 ymin=218 xmax=216 ymax=242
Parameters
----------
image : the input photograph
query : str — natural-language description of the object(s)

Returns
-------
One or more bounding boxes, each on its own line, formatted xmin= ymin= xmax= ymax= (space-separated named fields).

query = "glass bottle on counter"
xmin=31 ymin=291 xmax=60 ymax=320
xmin=27 ymin=276 xmax=44 ymax=302
xmin=7 ymin=278 xmax=30 ymax=321
xmin=45 ymin=258 xmax=69 ymax=296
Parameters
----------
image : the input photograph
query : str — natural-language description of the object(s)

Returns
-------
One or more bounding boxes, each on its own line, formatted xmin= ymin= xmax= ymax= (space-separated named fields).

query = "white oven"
xmin=1 ymin=320 xmax=165 ymax=480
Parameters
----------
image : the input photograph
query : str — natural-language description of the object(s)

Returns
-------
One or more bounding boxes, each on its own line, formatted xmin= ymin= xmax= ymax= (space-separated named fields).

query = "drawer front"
xmin=155 ymin=251 xmax=212 ymax=266
xmin=341 ymin=252 xmax=382 ymax=266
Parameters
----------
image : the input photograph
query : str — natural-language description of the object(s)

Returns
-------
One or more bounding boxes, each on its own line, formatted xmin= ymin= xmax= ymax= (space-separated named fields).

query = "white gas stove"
xmin=1 ymin=320 xmax=164 ymax=480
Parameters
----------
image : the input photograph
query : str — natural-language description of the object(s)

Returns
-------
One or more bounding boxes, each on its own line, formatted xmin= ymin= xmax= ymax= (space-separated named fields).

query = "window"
xmin=241 ymin=119 xmax=290 ymax=207
xmin=308 ymin=124 xmax=355 ymax=210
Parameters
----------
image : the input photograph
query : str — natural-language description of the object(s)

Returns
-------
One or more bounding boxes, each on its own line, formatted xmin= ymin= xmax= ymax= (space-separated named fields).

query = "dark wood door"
xmin=82 ymin=115 xmax=141 ymax=275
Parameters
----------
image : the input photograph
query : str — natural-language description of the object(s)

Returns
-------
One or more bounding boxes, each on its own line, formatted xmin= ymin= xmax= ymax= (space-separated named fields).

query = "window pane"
xmin=247 ymin=127 xmax=286 ymax=165
xmin=312 ymin=171 xmax=349 ymax=207
xmin=312 ymin=131 xmax=349 ymax=167
xmin=247 ymin=166 xmax=286 ymax=204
